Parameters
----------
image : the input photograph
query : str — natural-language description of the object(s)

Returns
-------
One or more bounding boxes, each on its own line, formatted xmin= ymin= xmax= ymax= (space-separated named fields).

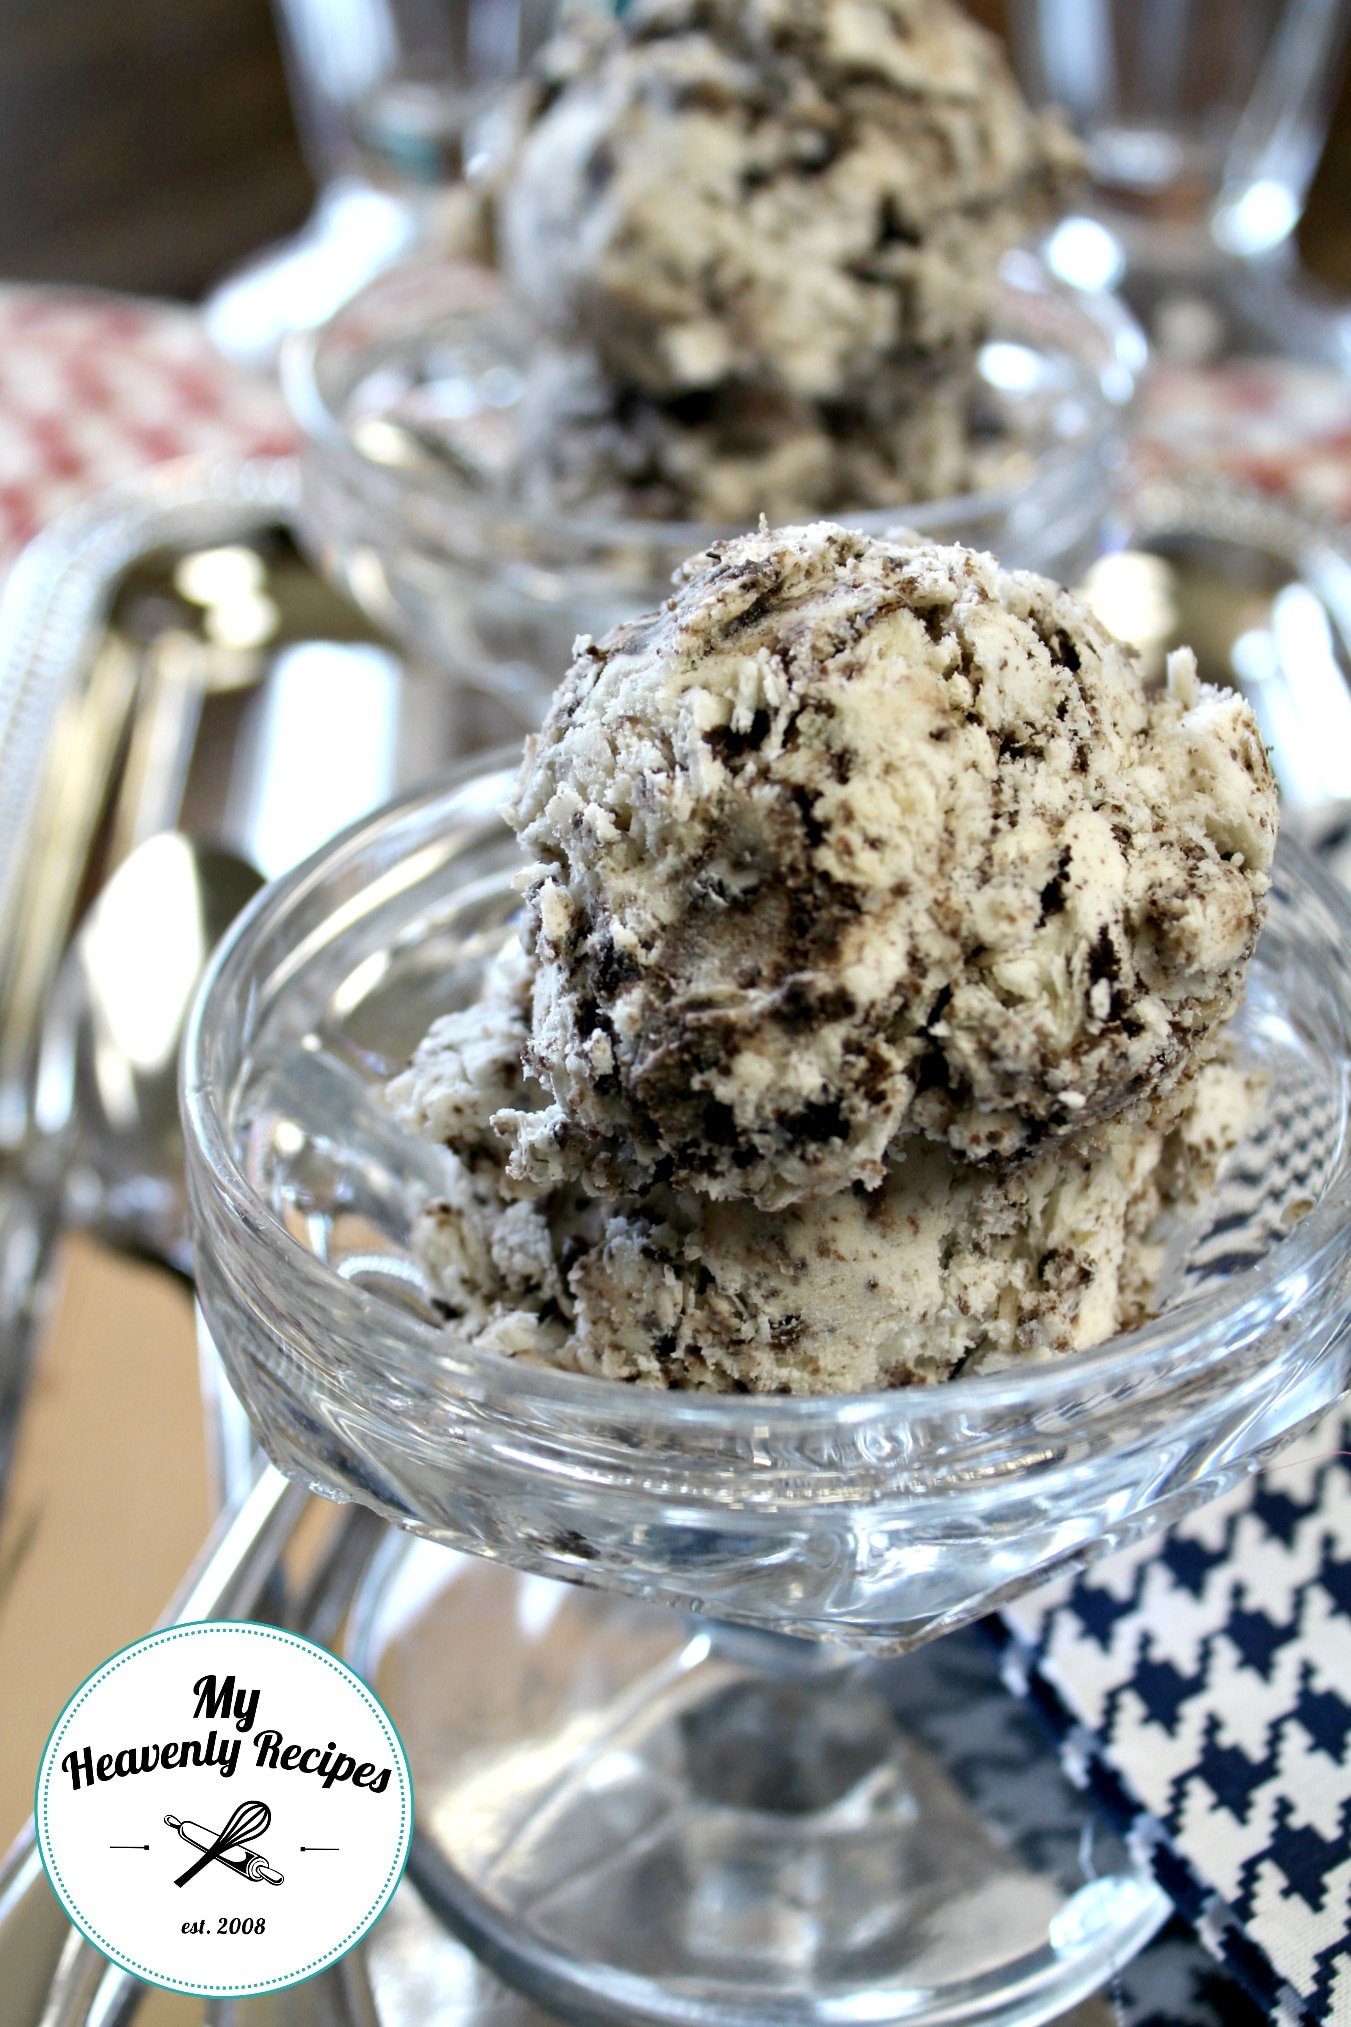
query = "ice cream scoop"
xmin=501 ymin=0 xmax=1078 ymax=402
xmin=505 ymin=523 xmax=1278 ymax=1206
xmin=397 ymin=945 xmax=1264 ymax=1392
xmin=494 ymin=0 xmax=1080 ymax=523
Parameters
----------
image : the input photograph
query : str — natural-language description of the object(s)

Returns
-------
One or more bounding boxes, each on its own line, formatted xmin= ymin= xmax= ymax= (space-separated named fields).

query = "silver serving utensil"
xmin=37 ymin=832 xmax=262 ymax=1271
xmin=0 ymin=832 xmax=262 ymax=1505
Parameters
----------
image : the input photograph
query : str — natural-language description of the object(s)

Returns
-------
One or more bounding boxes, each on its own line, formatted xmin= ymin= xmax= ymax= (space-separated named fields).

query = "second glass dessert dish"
xmin=185 ymin=754 xmax=1351 ymax=2027
xmin=285 ymin=249 xmax=1144 ymax=715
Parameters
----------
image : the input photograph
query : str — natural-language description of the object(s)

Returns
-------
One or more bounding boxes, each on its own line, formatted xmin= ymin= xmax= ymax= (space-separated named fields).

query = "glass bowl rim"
xmin=280 ymin=246 xmax=1148 ymax=555
xmin=182 ymin=752 xmax=1351 ymax=1434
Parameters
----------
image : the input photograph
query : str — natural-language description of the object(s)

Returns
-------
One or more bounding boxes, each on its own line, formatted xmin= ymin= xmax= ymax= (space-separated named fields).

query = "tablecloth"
xmin=0 ymin=284 xmax=294 ymax=568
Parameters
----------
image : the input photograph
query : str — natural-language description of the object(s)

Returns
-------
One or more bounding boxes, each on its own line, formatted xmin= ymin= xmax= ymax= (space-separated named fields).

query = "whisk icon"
xmin=165 ymin=1802 xmax=283 ymax=1887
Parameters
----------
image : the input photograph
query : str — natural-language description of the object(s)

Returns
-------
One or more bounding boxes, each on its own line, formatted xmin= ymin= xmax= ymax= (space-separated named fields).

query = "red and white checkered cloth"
xmin=1138 ymin=360 xmax=1351 ymax=523
xmin=1 ymin=279 xmax=1348 ymax=560
xmin=0 ymin=284 xmax=297 ymax=570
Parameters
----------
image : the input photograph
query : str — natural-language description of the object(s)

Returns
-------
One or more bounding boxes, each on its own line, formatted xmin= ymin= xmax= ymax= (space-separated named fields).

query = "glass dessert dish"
xmin=184 ymin=756 xmax=1351 ymax=2027
xmin=283 ymin=253 xmax=1145 ymax=715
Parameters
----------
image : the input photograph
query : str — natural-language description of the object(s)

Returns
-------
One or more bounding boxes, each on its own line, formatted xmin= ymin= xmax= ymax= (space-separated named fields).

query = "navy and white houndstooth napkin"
xmin=994 ymin=1406 xmax=1351 ymax=2025
xmin=1114 ymin=1915 xmax=1266 ymax=2025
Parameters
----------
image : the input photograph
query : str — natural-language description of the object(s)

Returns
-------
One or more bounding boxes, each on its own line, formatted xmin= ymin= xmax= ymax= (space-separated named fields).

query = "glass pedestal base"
xmin=348 ymin=1538 xmax=1168 ymax=2027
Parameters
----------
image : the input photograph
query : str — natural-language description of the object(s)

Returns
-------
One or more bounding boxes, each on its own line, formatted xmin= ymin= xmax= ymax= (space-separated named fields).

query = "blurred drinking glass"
xmin=1007 ymin=0 xmax=1351 ymax=360
xmin=276 ymin=0 xmax=565 ymax=194
xmin=206 ymin=0 xmax=602 ymax=370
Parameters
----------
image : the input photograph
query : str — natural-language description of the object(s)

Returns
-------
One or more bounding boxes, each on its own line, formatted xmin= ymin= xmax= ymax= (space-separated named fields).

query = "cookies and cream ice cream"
xmin=494 ymin=0 xmax=1079 ymax=520
xmin=502 ymin=0 xmax=1076 ymax=398
xmin=392 ymin=527 xmax=1277 ymax=1393
xmin=393 ymin=941 xmax=1263 ymax=1392
xmin=506 ymin=524 xmax=1276 ymax=1205
xmin=510 ymin=337 xmax=1003 ymax=525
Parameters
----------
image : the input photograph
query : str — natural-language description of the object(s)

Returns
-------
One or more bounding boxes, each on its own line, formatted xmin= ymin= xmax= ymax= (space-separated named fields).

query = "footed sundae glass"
xmin=284 ymin=252 xmax=1144 ymax=717
xmin=183 ymin=758 xmax=1351 ymax=2027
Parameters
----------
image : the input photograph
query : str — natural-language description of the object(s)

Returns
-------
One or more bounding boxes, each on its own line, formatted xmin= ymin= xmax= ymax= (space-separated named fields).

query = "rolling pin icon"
xmin=164 ymin=1812 xmax=284 ymax=1885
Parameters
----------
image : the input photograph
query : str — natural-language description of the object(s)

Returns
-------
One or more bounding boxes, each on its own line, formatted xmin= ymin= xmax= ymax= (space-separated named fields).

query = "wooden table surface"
xmin=0 ymin=1237 xmax=208 ymax=1854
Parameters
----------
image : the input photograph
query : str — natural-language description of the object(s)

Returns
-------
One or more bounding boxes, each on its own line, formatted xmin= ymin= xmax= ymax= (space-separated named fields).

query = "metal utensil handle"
xmin=0 ymin=1169 xmax=64 ymax=1529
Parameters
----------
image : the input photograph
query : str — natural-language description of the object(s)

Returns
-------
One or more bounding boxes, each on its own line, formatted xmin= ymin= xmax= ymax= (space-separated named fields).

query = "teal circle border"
xmin=34 ymin=1619 xmax=414 ymax=1998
